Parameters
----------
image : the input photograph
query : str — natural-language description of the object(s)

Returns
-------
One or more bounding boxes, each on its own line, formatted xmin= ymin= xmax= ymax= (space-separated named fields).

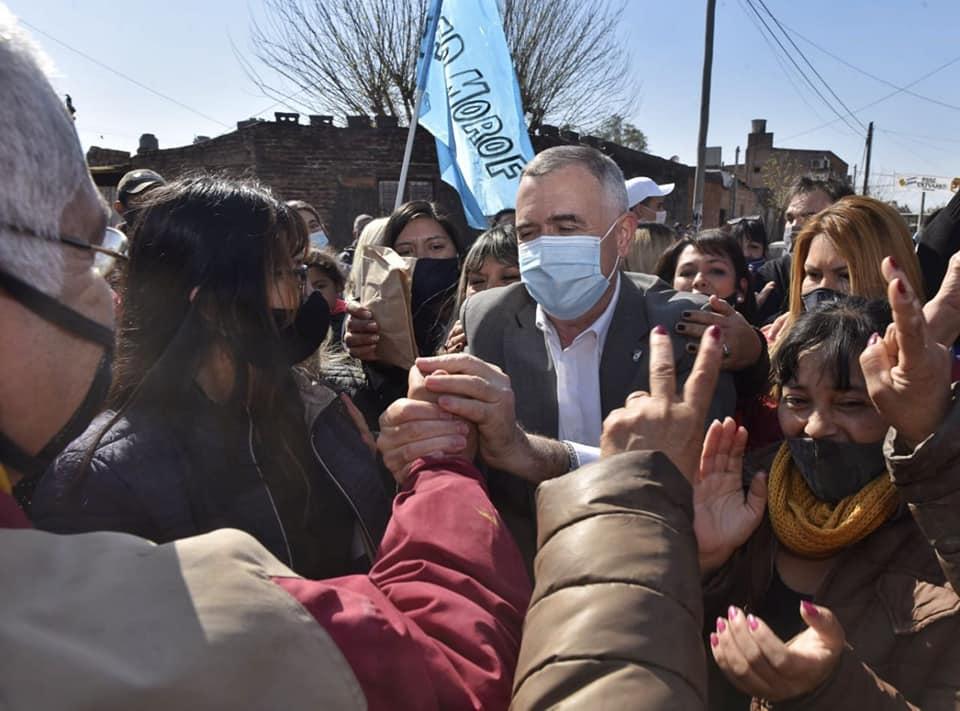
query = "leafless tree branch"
xmin=242 ymin=0 xmax=638 ymax=130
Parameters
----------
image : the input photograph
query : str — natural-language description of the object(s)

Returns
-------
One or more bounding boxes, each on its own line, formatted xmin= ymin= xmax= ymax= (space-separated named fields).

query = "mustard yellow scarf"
xmin=0 ymin=463 xmax=11 ymax=495
xmin=768 ymin=442 xmax=898 ymax=559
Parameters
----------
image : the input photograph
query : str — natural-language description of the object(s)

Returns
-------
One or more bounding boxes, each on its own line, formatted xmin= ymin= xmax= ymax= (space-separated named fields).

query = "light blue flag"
xmin=416 ymin=0 xmax=534 ymax=228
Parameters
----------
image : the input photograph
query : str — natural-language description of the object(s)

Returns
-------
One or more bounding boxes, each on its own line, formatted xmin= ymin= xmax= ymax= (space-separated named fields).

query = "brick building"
xmin=736 ymin=118 xmax=849 ymax=190
xmin=87 ymin=113 xmax=702 ymax=247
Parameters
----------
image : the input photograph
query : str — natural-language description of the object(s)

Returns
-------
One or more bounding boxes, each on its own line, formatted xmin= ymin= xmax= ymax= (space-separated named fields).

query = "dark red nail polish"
xmin=896 ymin=279 xmax=907 ymax=295
xmin=710 ymin=325 xmax=722 ymax=340
xmin=653 ymin=324 xmax=668 ymax=335
xmin=801 ymin=600 xmax=819 ymax=617
xmin=889 ymin=256 xmax=899 ymax=270
xmin=710 ymin=633 xmax=719 ymax=648
xmin=748 ymin=614 xmax=758 ymax=631
xmin=675 ymin=324 xmax=686 ymax=332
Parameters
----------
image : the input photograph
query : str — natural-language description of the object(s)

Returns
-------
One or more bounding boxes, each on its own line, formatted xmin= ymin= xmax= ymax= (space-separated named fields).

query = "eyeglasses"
xmin=3 ymin=222 xmax=129 ymax=277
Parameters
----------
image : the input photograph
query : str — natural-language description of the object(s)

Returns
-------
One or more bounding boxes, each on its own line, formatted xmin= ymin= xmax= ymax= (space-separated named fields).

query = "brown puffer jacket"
xmin=704 ymin=397 xmax=960 ymax=710
xmin=511 ymin=450 xmax=706 ymax=710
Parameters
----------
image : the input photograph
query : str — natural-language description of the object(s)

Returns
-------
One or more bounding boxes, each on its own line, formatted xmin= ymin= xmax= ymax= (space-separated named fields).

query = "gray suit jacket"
xmin=462 ymin=272 xmax=736 ymax=436
xmin=462 ymin=273 xmax=737 ymax=567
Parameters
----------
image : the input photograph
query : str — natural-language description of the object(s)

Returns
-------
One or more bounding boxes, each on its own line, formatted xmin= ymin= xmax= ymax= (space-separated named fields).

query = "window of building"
xmin=378 ymin=180 xmax=434 ymax=214
xmin=753 ymin=166 xmax=761 ymax=174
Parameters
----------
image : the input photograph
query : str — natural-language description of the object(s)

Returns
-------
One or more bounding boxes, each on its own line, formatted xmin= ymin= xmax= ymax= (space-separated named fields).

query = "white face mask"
xmin=783 ymin=224 xmax=795 ymax=252
xmin=654 ymin=210 xmax=667 ymax=224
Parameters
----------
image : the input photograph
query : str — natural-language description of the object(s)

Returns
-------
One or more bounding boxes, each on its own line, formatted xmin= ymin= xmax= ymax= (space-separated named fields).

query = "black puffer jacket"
xmin=31 ymin=376 xmax=392 ymax=579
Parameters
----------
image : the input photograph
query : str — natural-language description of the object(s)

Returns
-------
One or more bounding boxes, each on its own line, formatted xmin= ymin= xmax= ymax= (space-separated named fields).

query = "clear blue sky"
xmin=10 ymin=0 xmax=959 ymax=211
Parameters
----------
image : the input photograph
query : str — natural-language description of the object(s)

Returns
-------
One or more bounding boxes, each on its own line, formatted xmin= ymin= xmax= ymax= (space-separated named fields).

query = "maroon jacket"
xmin=2 ymin=455 xmax=531 ymax=710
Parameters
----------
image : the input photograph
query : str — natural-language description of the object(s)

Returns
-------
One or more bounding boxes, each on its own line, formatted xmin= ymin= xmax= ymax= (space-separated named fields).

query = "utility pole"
xmin=917 ymin=190 xmax=927 ymax=234
xmin=862 ymin=121 xmax=874 ymax=196
xmin=692 ymin=0 xmax=717 ymax=230
xmin=730 ymin=145 xmax=740 ymax=218
xmin=852 ymin=164 xmax=858 ymax=192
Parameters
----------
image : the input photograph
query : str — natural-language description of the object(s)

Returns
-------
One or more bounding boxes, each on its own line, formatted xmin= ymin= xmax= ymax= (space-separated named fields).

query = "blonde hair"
xmin=784 ymin=195 xmax=923 ymax=328
xmin=624 ymin=223 xmax=678 ymax=274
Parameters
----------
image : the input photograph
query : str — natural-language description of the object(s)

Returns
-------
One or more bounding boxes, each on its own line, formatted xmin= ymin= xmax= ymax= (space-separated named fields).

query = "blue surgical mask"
xmin=309 ymin=230 xmax=329 ymax=250
xmin=519 ymin=217 xmax=622 ymax=320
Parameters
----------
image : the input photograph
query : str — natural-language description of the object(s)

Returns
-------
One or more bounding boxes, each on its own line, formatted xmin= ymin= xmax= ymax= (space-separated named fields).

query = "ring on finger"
xmin=722 ymin=343 xmax=731 ymax=359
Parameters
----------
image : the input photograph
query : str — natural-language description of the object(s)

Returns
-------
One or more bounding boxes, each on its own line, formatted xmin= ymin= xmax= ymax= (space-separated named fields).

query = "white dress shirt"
xmin=535 ymin=274 xmax=622 ymax=468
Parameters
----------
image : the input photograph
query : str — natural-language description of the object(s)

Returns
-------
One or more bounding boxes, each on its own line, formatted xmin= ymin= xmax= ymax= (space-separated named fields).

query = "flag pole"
xmin=395 ymin=0 xmax=444 ymax=211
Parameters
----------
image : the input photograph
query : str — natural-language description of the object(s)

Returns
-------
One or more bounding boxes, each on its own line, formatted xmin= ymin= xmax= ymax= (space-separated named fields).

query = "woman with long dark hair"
xmin=655 ymin=230 xmax=759 ymax=325
xmin=31 ymin=177 xmax=391 ymax=578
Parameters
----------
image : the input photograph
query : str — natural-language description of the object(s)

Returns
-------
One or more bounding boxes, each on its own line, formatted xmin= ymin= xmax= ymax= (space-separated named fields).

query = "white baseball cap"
xmin=625 ymin=177 xmax=675 ymax=208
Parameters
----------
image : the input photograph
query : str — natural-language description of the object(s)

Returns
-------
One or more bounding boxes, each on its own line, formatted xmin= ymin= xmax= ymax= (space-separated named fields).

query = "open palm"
xmin=694 ymin=418 xmax=768 ymax=574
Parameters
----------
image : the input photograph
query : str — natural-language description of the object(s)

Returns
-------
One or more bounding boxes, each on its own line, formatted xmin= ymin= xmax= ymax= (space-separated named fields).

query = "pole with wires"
xmin=693 ymin=0 xmax=718 ymax=230
xmin=862 ymin=121 xmax=874 ymax=196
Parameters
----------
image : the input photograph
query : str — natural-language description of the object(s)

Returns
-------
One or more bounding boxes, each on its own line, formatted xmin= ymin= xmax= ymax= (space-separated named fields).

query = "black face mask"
xmin=0 ymin=269 xmax=114 ymax=509
xmin=801 ymin=287 xmax=845 ymax=312
xmin=271 ymin=290 xmax=331 ymax=365
xmin=411 ymin=257 xmax=459 ymax=355
xmin=787 ymin=437 xmax=887 ymax=503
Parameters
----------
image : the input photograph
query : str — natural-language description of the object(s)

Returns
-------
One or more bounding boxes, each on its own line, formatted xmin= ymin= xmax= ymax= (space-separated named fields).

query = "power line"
xmin=735 ymin=0 xmax=828 ymax=125
xmin=741 ymin=0 xmax=863 ymax=137
xmin=784 ymin=27 xmax=960 ymax=114
xmin=752 ymin=0 xmax=867 ymax=131
xmin=20 ymin=19 xmax=231 ymax=129
xmin=781 ymin=56 xmax=960 ymax=144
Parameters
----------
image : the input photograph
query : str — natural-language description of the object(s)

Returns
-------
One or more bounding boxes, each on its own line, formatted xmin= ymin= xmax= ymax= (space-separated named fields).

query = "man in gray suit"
xmin=378 ymin=146 xmax=766 ymax=563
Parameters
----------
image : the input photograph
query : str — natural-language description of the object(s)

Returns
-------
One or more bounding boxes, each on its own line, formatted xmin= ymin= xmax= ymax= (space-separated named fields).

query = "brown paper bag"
xmin=357 ymin=246 xmax=419 ymax=369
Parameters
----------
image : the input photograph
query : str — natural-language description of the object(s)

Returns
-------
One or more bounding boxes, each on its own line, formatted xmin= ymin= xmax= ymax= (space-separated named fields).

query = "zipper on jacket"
xmin=246 ymin=413 xmax=295 ymax=570
xmin=310 ymin=436 xmax=378 ymax=564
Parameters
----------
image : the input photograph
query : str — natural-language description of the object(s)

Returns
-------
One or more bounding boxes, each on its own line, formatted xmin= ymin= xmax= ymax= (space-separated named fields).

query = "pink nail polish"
xmin=868 ymin=332 xmax=880 ymax=345
xmin=728 ymin=606 xmax=738 ymax=620
xmin=710 ymin=633 xmax=719 ymax=648
xmin=748 ymin=614 xmax=758 ymax=631
xmin=801 ymin=600 xmax=819 ymax=617
xmin=716 ymin=618 xmax=726 ymax=633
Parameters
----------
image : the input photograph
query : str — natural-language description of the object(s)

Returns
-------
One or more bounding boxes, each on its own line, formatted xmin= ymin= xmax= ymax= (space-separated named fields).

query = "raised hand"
xmin=694 ymin=418 xmax=767 ymax=574
xmin=860 ymin=256 xmax=953 ymax=449
xmin=600 ymin=323 xmax=722 ymax=481
xmin=343 ymin=302 xmax=380 ymax=361
xmin=377 ymin=365 xmax=473 ymax=485
xmin=441 ymin=319 xmax=467 ymax=354
xmin=712 ymin=602 xmax=845 ymax=702
xmin=678 ymin=295 xmax=762 ymax=370
xmin=755 ymin=280 xmax=777 ymax=309
xmin=923 ymin=251 xmax=960 ymax=347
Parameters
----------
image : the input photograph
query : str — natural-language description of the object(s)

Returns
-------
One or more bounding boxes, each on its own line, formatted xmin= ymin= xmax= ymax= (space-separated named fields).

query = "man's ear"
xmin=617 ymin=212 xmax=638 ymax=257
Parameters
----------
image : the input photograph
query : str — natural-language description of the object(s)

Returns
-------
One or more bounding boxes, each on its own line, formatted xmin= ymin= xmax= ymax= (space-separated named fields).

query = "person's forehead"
xmin=789 ymin=190 xmax=830 ymax=213
xmin=397 ymin=216 xmax=447 ymax=240
xmin=517 ymin=166 xmax=602 ymax=216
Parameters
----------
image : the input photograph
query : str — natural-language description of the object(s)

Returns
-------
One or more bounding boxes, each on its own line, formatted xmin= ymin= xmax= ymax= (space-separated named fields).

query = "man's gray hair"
xmin=522 ymin=145 xmax=629 ymax=214
xmin=0 ymin=4 xmax=92 ymax=295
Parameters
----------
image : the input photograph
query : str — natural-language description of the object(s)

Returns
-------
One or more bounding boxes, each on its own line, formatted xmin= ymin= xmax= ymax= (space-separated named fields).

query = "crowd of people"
xmin=3 ymin=8 xmax=960 ymax=710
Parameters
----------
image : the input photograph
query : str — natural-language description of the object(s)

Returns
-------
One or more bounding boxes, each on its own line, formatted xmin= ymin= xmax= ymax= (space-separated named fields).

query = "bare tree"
xmin=242 ymin=0 xmax=637 ymax=130
xmin=760 ymin=156 xmax=805 ymax=217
